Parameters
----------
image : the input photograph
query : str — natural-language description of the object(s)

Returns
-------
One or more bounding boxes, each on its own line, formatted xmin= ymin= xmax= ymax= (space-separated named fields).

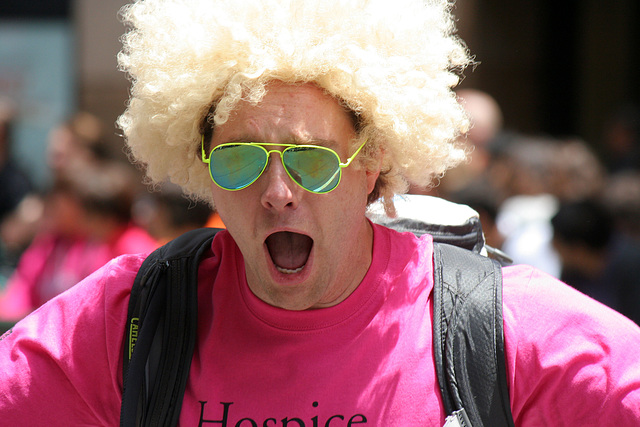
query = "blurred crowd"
xmin=1 ymin=89 xmax=639 ymax=326
xmin=430 ymin=89 xmax=640 ymax=324
xmin=0 ymin=101 xmax=215 ymax=324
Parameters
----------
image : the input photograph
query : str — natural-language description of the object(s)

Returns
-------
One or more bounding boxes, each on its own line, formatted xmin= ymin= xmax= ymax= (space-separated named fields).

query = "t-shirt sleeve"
xmin=502 ymin=265 xmax=640 ymax=425
xmin=0 ymin=254 xmax=143 ymax=426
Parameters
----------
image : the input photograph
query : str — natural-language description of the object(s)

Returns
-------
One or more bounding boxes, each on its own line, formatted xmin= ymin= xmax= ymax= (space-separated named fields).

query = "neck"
xmin=312 ymin=219 xmax=374 ymax=309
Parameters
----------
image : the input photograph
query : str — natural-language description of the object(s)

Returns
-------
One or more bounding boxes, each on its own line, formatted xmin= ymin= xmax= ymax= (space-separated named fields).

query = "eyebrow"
xmin=225 ymin=135 xmax=339 ymax=149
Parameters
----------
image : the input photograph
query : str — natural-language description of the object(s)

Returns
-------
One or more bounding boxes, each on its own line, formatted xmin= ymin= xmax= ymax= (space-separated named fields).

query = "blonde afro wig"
xmin=117 ymin=0 xmax=471 ymax=210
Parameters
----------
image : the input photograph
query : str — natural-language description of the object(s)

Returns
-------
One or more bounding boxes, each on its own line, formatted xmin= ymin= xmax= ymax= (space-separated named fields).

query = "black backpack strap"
xmin=120 ymin=227 xmax=221 ymax=427
xmin=432 ymin=242 xmax=514 ymax=427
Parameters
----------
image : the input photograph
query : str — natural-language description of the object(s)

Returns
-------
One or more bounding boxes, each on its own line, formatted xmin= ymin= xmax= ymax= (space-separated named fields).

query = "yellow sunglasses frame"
xmin=201 ymin=135 xmax=367 ymax=193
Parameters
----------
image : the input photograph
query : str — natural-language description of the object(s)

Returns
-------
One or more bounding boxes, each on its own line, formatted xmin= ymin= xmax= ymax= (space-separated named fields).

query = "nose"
xmin=260 ymin=153 xmax=300 ymax=211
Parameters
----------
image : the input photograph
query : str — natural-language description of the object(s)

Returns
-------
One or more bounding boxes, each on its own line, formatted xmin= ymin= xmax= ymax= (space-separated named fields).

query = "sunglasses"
xmin=201 ymin=136 xmax=367 ymax=194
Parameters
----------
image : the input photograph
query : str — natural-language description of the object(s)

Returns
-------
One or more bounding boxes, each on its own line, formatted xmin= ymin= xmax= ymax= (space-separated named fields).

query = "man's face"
xmin=209 ymin=82 xmax=380 ymax=310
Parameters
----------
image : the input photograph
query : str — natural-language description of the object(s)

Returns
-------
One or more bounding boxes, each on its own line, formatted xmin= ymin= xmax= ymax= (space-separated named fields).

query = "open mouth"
xmin=265 ymin=231 xmax=313 ymax=274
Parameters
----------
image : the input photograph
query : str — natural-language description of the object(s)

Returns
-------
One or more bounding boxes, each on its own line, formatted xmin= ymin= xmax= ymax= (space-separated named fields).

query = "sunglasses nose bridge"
xmin=263 ymin=149 xmax=285 ymax=172
xmin=261 ymin=148 xmax=292 ymax=181
xmin=264 ymin=148 xmax=284 ymax=158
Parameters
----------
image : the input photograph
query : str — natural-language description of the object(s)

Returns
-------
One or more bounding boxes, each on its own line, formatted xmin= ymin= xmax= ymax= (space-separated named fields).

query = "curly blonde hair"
xmin=117 ymin=0 xmax=471 ymax=212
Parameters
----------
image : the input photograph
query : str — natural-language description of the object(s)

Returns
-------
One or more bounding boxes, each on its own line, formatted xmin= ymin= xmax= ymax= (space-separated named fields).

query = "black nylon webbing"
xmin=120 ymin=228 xmax=220 ymax=427
xmin=432 ymin=243 xmax=514 ymax=427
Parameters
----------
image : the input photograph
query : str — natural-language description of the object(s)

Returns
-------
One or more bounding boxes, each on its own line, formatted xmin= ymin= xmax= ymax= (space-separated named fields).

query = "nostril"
xmin=264 ymin=199 xmax=295 ymax=209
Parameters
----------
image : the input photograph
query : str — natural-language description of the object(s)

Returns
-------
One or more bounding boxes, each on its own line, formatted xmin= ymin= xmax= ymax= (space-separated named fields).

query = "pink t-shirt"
xmin=1 ymin=225 xmax=639 ymax=426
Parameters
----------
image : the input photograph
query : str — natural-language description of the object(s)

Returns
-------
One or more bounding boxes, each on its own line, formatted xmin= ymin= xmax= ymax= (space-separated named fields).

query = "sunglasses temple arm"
xmin=315 ymin=139 xmax=367 ymax=192
xmin=340 ymin=138 xmax=367 ymax=167
xmin=201 ymin=135 xmax=210 ymax=163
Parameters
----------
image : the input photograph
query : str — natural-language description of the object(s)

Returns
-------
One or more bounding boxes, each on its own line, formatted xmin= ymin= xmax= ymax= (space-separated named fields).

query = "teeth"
xmin=276 ymin=265 xmax=305 ymax=274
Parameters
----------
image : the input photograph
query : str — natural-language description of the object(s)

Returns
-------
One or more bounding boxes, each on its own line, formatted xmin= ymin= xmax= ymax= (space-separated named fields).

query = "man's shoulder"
xmin=501 ymin=263 xmax=590 ymax=318
xmin=105 ymin=251 xmax=152 ymax=278
xmin=501 ymin=262 xmax=640 ymax=341
xmin=56 ymin=253 xmax=150 ymax=312
xmin=500 ymin=263 xmax=640 ymax=424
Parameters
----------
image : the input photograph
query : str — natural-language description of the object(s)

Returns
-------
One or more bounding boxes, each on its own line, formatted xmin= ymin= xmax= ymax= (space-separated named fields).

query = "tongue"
xmin=266 ymin=231 xmax=313 ymax=270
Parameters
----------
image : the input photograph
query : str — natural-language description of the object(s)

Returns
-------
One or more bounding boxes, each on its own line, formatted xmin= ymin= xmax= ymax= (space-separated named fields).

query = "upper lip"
xmin=263 ymin=225 xmax=312 ymax=240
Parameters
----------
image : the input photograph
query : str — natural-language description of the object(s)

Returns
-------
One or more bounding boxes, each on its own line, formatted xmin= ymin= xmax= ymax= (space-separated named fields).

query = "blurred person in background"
xmin=439 ymin=89 xmax=504 ymax=196
xmin=1 ymin=111 xmax=117 ymax=278
xmin=552 ymin=137 xmax=606 ymax=202
xmin=551 ymin=198 xmax=618 ymax=309
xmin=0 ymin=166 xmax=101 ymax=322
xmin=0 ymin=98 xmax=32 ymax=220
xmin=0 ymin=121 xmax=158 ymax=323
xmin=494 ymin=136 xmax=562 ymax=276
xmin=133 ymin=181 xmax=214 ymax=245
xmin=449 ymin=183 xmax=505 ymax=252
xmin=600 ymin=171 xmax=640 ymax=324
xmin=417 ymin=88 xmax=505 ymax=200
xmin=0 ymin=160 xmax=157 ymax=323
xmin=552 ymin=186 xmax=640 ymax=325
xmin=601 ymin=104 xmax=640 ymax=173
xmin=46 ymin=111 xmax=115 ymax=178
xmin=411 ymin=89 xmax=507 ymax=250
xmin=0 ymin=98 xmax=36 ymax=279
xmin=495 ymin=135 xmax=611 ymax=278
xmin=71 ymin=161 xmax=159 ymax=260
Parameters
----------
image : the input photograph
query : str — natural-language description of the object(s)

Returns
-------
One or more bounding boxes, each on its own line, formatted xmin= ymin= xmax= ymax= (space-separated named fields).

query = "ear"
xmin=365 ymin=151 xmax=383 ymax=195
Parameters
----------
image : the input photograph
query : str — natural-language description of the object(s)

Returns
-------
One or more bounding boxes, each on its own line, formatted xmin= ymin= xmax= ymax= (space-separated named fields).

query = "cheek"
xmin=211 ymin=190 xmax=251 ymax=252
xmin=317 ymin=170 xmax=370 ymax=229
xmin=210 ymin=185 xmax=243 ymax=226
xmin=210 ymin=184 xmax=263 ymax=244
xmin=341 ymin=166 xmax=374 ymax=200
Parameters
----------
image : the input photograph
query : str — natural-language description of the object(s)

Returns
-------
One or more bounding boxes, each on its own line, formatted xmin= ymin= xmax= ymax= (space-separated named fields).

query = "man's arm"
xmin=502 ymin=265 xmax=640 ymax=425
xmin=0 ymin=255 xmax=141 ymax=425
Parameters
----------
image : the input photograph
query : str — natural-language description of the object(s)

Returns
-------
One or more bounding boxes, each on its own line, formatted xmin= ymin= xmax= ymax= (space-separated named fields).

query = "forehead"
xmin=212 ymin=82 xmax=357 ymax=147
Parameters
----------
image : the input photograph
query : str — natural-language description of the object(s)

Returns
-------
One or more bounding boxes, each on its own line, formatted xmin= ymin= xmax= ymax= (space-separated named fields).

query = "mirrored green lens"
xmin=209 ymin=144 xmax=268 ymax=190
xmin=283 ymin=146 xmax=341 ymax=193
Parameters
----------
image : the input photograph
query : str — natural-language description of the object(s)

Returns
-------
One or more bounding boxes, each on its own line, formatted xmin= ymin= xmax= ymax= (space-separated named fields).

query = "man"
xmin=1 ymin=0 xmax=639 ymax=425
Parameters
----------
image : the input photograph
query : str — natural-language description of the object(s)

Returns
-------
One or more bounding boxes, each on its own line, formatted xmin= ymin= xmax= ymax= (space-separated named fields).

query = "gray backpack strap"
xmin=432 ymin=242 xmax=514 ymax=427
